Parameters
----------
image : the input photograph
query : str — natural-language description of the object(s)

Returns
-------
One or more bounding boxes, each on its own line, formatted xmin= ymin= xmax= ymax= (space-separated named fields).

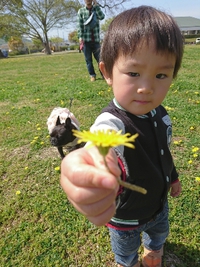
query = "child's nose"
xmin=137 ymin=81 xmax=153 ymax=94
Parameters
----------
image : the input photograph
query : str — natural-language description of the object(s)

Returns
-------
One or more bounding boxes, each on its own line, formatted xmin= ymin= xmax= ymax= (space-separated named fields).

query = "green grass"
xmin=0 ymin=47 xmax=199 ymax=267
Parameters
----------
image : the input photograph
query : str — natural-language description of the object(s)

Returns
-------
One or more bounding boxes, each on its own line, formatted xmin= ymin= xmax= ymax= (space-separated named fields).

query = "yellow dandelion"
xmin=37 ymin=127 xmax=41 ymax=131
xmin=55 ymin=166 xmax=60 ymax=171
xmin=195 ymin=177 xmax=200 ymax=182
xmin=24 ymin=166 xmax=28 ymax=170
xmin=192 ymin=147 xmax=199 ymax=153
xmin=193 ymin=153 xmax=198 ymax=158
xmin=190 ymin=126 xmax=195 ymax=130
xmin=34 ymin=136 xmax=39 ymax=140
xmin=73 ymin=129 xmax=138 ymax=156
xmin=165 ymin=106 xmax=174 ymax=111
xmin=173 ymin=141 xmax=179 ymax=145
xmin=188 ymin=160 xmax=193 ymax=164
xmin=73 ymin=129 xmax=146 ymax=195
xmin=40 ymin=141 xmax=44 ymax=145
xmin=16 ymin=190 xmax=21 ymax=195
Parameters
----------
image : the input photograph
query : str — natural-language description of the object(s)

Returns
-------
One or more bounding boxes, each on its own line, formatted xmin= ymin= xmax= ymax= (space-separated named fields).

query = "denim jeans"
xmin=83 ymin=41 xmax=101 ymax=77
xmin=109 ymin=202 xmax=169 ymax=267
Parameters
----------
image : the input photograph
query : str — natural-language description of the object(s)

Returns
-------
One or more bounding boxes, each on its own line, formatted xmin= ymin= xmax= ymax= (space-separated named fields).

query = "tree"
xmin=3 ymin=0 xmax=81 ymax=54
xmin=97 ymin=0 xmax=130 ymax=14
xmin=8 ymin=36 xmax=24 ymax=51
xmin=0 ymin=0 xmax=24 ymax=39
xmin=100 ymin=17 xmax=114 ymax=37
xmin=1 ymin=0 xmax=130 ymax=54
xmin=68 ymin=30 xmax=79 ymax=44
xmin=32 ymin=37 xmax=43 ymax=50
xmin=50 ymin=36 xmax=64 ymax=51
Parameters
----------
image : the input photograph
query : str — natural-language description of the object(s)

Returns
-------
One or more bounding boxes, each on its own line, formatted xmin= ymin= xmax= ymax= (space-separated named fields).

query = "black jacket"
xmin=99 ymin=100 xmax=179 ymax=228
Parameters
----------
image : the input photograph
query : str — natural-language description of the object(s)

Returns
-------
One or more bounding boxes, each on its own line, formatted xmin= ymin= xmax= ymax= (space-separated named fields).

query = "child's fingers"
xmin=61 ymin=147 xmax=119 ymax=190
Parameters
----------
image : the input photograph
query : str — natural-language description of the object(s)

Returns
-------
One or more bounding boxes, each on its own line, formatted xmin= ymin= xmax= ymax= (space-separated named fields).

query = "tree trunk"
xmin=44 ymin=32 xmax=51 ymax=55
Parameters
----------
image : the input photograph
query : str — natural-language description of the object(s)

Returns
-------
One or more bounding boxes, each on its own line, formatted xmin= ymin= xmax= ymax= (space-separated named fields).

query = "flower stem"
xmin=103 ymin=156 xmax=147 ymax=195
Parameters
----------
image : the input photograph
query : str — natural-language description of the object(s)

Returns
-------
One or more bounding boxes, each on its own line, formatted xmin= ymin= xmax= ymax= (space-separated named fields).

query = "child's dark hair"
xmin=101 ymin=6 xmax=184 ymax=78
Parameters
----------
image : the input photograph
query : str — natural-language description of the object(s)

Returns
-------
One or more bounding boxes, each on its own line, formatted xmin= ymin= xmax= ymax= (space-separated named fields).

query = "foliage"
xmin=0 ymin=46 xmax=199 ymax=267
xmin=1 ymin=0 xmax=81 ymax=54
xmin=50 ymin=37 xmax=64 ymax=44
xmin=100 ymin=17 xmax=114 ymax=36
xmin=8 ymin=36 xmax=24 ymax=51
xmin=0 ymin=0 xmax=25 ymax=38
xmin=32 ymin=37 xmax=43 ymax=50
xmin=68 ymin=30 xmax=79 ymax=44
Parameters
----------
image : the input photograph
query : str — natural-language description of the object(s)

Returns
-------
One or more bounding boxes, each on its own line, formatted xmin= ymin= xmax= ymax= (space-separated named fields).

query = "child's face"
xmin=101 ymin=43 xmax=176 ymax=116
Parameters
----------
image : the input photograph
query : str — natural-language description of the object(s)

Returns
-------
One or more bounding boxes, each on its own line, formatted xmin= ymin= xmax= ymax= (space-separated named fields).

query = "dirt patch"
xmin=36 ymin=146 xmax=60 ymax=159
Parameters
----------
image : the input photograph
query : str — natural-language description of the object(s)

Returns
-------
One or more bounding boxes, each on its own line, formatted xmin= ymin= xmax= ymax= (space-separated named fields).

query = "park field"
xmin=0 ymin=46 xmax=199 ymax=266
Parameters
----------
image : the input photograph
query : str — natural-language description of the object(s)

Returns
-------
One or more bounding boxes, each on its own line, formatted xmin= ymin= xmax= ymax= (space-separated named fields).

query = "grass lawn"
xmin=0 ymin=46 xmax=199 ymax=267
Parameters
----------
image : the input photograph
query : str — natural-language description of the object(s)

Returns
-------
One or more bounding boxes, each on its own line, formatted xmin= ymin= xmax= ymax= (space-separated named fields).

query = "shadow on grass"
xmin=164 ymin=241 xmax=199 ymax=267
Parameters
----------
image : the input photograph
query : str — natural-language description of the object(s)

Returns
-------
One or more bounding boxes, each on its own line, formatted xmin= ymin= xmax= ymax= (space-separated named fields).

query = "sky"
xmin=49 ymin=0 xmax=200 ymax=40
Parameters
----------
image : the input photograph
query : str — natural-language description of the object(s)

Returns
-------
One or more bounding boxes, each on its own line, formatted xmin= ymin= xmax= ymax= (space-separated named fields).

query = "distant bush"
xmin=69 ymin=45 xmax=79 ymax=51
xmin=59 ymin=46 xmax=69 ymax=51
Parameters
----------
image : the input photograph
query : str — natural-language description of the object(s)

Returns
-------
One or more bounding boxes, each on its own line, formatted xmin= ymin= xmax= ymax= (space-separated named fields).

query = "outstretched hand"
xmin=60 ymin=146 xmax=120 ymax=226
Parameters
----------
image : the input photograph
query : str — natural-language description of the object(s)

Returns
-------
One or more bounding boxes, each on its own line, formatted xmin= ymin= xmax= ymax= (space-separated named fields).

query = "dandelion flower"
xmin=24 ymin=166 xmax=28 ymax=170
xmin=73 ymin=129 xmax=146 ymax=194
xmin=195 ymin=177 xmax=200 ymax=182
xmin=173 ymin=141 xmax=179 ymax=145
xmin=16 ymin=190 xmax=21 ymax=195
xmin=192 ymin=147 xmax=199 ymax=153
xmin=188 ymin=160 xmax=193 ymax=164
xmin=193 ymin=153 xmax=198 ymax=158
xmin=73 ymin=129 xmax=138 ymax=156
xmin=55 ymin=166 xmax=60 ymax=171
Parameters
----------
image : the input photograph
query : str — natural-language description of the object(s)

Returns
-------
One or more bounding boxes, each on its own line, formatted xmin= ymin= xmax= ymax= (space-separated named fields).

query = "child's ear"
xmin=99 ymin=62 xmax=112 ymax=86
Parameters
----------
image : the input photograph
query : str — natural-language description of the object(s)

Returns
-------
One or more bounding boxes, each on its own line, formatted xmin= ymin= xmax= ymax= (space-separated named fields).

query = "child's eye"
xmin=128 ymin=72 xmax=140 ymax=77
xmin=156 ymin=73 xmax=167 ymax=79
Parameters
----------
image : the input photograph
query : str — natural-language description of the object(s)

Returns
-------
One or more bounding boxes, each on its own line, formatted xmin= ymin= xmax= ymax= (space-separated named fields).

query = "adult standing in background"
xmin=77 ymin=0 xmax=105 ymax=81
